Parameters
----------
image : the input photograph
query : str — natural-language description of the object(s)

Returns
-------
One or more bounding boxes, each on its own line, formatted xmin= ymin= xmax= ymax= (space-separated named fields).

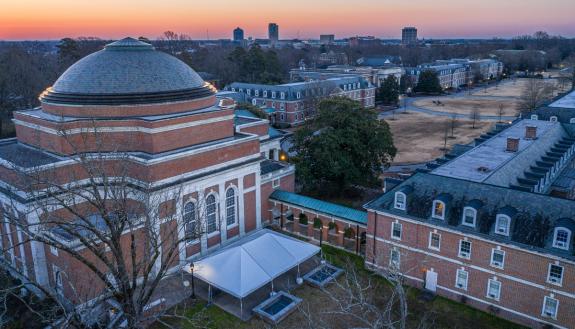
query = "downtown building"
xmin=364 ymin=90 xmax=575 ymax=328
xmin=0 ymin=38 xmax=295 ymax=310
xmin=225 ymin=76 xmax=376 ymax=126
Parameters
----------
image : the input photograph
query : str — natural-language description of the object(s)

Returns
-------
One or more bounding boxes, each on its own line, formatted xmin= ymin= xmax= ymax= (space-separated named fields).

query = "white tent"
xmin=191 ymin=229 xmax=320 ymax=299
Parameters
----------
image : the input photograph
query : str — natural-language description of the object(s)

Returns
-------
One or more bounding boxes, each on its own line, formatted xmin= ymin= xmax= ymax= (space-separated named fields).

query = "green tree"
xmin=377 ymin=75 xmax=400 ymax=105
xmin=292 ymin=97 xmax=396 ymax=195
xmin=414 ymin=70 xmax=442 ymax=94
xmin=227 ymin=45 xmax=283 ymax=84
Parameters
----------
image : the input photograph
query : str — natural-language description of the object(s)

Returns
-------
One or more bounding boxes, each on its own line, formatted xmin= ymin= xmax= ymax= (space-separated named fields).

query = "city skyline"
xmin=1 ymin=0 xmax=574 ymax=40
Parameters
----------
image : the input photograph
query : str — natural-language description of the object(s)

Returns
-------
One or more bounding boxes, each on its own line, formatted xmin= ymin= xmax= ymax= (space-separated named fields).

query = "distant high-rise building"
xmin=402 ymin=27 xmax=417 ymax=45
xmin=320 ymin=34 xmax=335 ymax=45
xmin=268 ymin=23 xmax=279 ymax=43
xmin=233 ymin=27 xmax=244 ymax=41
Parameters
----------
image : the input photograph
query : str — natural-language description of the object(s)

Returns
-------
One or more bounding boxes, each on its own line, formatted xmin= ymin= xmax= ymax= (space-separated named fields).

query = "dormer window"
xmin=530 ymin=114 xmax=538 ymax=120
xmin=254 ymin=90 xmax=259 ymax=96
xmin=550 ymin=116 xmax=558 ymax=122
xmin=432 ymin=201 xmax=445 ymax=220
xmin=394 ymin=192 xmax=406 ymax=210
xmin=553 ymin=228 xmax=571 ymax=250
xmin=462 ymin=207 xmax=476 ymax=227
xmin=495 ymin=214 xmax=511 ymax=236
xmin=272 ymin=91 xmax=276 ymax=99
xmin=570 ymin=118 xmax=575 ymax=124
xmin=280 ymin=92 xmax=285 ymax=99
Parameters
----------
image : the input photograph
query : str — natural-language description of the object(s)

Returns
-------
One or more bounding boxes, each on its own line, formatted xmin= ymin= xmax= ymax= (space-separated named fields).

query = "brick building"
xmin=225 ymin=76 xmax=376 ymax=126
xmin=364 ymin=115 xmax=575 ymax=328
xmin=0 ymin=38 xmax=294 ymax=310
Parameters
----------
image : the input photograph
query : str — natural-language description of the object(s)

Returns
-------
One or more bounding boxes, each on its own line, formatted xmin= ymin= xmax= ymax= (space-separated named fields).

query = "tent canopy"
xmin=191 ymin=229 xmax=320 ymax=298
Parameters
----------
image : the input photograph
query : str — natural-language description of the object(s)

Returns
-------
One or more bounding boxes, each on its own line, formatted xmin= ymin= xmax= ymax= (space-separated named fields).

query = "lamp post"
xmin=190 ymin=262 xmax=195 ymax=299
xmin=319 ymin=226 xmax=323 ymax=247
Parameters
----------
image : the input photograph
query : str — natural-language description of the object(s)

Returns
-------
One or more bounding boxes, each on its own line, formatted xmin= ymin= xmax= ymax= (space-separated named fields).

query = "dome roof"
xmin=42 ymin=38 xmax=214 ymax=105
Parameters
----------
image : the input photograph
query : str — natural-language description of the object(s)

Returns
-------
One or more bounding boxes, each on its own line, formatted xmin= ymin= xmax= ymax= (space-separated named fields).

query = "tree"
xmin=1 ymin=127 xmax=208 ymax=328
xmin=469 ymin=107 xmax=481 ymax=129
xmin=519 ymin=79 xmax=554 ymax=115
xmin=399 ymin=74 xmax=412 ymax=94
xmin=497 ymin=104 xmax=505 ymax=123
xmin=377 ymin=75 xmax=400 ymax=105
xmin=291 ymin=97 xmax=396 ymax=195
xmin=414 ymin=70 xmax=442 ymax=94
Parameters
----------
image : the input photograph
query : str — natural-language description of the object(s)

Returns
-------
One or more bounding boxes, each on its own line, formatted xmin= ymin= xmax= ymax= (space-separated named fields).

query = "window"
xmin=547 ymin=264 xmax=564 ymax=285
xmin=495 ymin=215 xmax=510 ymax=236
xmin=280 ymin=92 xmax=285 ymax=99
xmin=263 ymin=91 xmax=268 ymax=97
xmin=225 ymin=188 xmax=237 ymax=227
xmin=394 ymin=192 xmax=406 ymax=210
xmin=272 ymin=91 xmax=276 ymax=99
xmin=542 ymin=296 xmax=559 ymax=319
xmin=490 ymin=249 xmax=505 ymax=268
xmin=432 ymin=201 xmax=445 ymax=220
xmin=553 ymin=228 xmax=571 ymax=250
xmin=391 ymin=222 xmax=402 ymax=240
xmin=429 ymin=232 xmax=441 ymax=250
xmin=183 ymin=202 xmax=197 ymax=240
xmin=455 ymin=269 xmax=468 ymax=290
xmin=462 ymin=207 xmax=476 ymax=227
xmin=570 ymin=118 xmax=575 ymax=124
xmin=459 ymin=240 xmax=471 ymax=259
xmin=550 ymin=116 xmax=558 ymax=122
xmin=205 ymin=195 xmax=218 ymax=234
xmin=246 ymin=89 xmax=251 ymax=96
xmin=272 ymin=178 xmax=280 ymax=189
xmin=390 ymin=249 xmax=400 ymax=269
xmin=254 ymin=90 xmax=259 ymax=96
xmin=50 ymin=245 xmax=59 ymax=256
xmin=297 ymin=92 xmax=301 ymax=99
xmin=53 ymin=265 xmax=64 ymax=295
xmin=280 ymin=113 xmax=285 ymax=121
xmin=486 ymin=279 xmax=501 ymax=300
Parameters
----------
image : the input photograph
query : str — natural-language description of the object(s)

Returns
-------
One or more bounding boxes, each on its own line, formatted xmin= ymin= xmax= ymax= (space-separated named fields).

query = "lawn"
xmin=385 ymin=111 xmax=495 ymax=164
xmin=153 ymin=245 xmax=525 ymax=329
xmin=413 ymin=98 xmax=520 ymax=117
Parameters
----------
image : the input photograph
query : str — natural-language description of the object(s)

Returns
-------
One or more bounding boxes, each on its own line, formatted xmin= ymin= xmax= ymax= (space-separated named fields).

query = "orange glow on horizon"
xmin=1 ymin=0 xmax=574 ymax=40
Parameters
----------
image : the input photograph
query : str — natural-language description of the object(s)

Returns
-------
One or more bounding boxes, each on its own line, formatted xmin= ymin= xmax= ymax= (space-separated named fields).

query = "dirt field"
xmin=472 ymin=78 xmax=566 ymax=97
xmin=385 ymin=111 xmax=495 ymax=164
xmin=413 ymin=98 xmax=520 ymax=117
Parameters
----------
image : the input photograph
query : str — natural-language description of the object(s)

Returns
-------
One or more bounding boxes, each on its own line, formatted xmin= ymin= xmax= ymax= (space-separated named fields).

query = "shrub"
xmin=299 ymin=213 xmax=308 ymax=225
xmin=344 ymin=227 xmax=354 ymax=239
xmin=313 ymin=217 xmax=322 ymax=229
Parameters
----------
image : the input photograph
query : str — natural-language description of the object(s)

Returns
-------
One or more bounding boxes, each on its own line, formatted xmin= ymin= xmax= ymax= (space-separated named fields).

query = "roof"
xmin=260 ymin=160 xmax=289 ymax=175
xmin=44 ymin=37 xmax=211 ymax=105
xmin=269 ymin=190 xmax=367 ymax=225
xmin=365 ymin=172 xmax=575 ymax=258
xmin=549 ymin=90 xmax=575 ymax=109
xmin=0 ymin=139 xmax=62 ymax=168
xmin=191 ymin=229 xmax=319 ymax=298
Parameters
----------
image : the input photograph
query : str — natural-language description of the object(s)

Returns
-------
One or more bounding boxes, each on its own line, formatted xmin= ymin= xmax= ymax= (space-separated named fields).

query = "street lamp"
xmin=183 ymin=262 xmax=196 ymax=299
xmin=319 ymin=226 xmax=323 ymax=247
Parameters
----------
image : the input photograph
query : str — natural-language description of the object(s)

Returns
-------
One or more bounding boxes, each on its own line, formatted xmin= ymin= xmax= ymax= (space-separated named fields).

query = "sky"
xmin=1 ymin=0 xmax=574 ymax=40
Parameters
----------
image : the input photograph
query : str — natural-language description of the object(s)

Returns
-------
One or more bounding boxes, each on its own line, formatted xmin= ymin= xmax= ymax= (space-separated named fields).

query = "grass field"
xmin=472 ymin=78 xmax=568 ymax=97
xmin=413 ymin=98 xmax=519 ymax=117
xmin=154 ymin=245 xmax=525 ymax=329
xmin=385 ymin=111 xmax=495 ymax=164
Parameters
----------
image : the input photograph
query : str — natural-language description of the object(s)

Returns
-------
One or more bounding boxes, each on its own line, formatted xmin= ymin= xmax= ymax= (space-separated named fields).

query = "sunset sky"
xmin=1 ymin=0 xmax=574 ymax=40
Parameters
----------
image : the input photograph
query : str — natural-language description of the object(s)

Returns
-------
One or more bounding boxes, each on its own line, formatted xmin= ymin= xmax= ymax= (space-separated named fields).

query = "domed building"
xmin=0 ymin=38 xmax=294 ymax=309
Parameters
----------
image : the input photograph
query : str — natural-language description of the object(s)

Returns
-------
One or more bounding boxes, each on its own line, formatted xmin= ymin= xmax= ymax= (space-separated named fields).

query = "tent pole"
xmin=271 ymin=280 xmax=274 ymax=293
xmin=297 ymin=264 xmax=300 ymax=277
xmin=240 ymin=298 xmax=243 ymax=318
xmin=208 ymin=285 xmax=212 ymax=304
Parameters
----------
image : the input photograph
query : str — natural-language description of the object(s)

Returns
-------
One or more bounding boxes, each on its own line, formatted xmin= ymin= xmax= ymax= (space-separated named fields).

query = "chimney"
xmin=506 ymin=137 xmax=520 ymax=152
xmin=525 ymin=126 xmax=537 ymax=140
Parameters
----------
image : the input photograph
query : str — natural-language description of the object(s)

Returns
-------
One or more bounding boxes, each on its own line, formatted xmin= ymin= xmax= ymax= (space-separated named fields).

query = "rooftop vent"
xmin=525 ymin=126 xmax=537 ymax=140
xmin=477 ymin=166 xmax=491 ymax=173
xmin=506 ymin=137 xmax=520 ymax=153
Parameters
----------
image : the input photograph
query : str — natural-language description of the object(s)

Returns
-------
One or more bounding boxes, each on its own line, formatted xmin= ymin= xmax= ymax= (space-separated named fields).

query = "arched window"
xmin=495 ymin=214 xmax=511 ymax=236
xmin=225 ymin=188 xmax=237 ymax=226
xmin=183 ymin=202 xmax=197 ymax=239
xmin=462 ymin=207 xmax=477 ymax=227
xmin=530 ymin=114 xmax=538 ymax=120
xmin=570 ymin=118 xmax=575 ymax=124
xmin=550 ymin=116 xmax=558 ymax=122
xmin=432 ymin=201 xmax=445 ymax=220
xmin=553 ymin=228 xmax=571 ymax=250
xmin=394 ymin=192 xmax=406 ymax=210
xmin=206 ymin=195 xmax=218 ymax=233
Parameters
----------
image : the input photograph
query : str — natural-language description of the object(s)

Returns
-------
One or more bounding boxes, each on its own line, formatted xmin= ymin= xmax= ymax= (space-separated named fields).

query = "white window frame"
xmin=458 ymin=240 xmax=471 ymax=259
xmin=297 ymin=92 xmax=301 ymax=99
xmin=272 ymin=91 xmax=276 ymax=99
xmin=52 ymin=265 xmax=64 ymax=296
xmin=550 ymin=116 xmax=558 ymax=122
xmin=429 ymin=232 xmax=441 ymax=251
xmin=272 ymin=178 xmax=280 ymax=189
xmin=570 ymin=118 xmax=575 ymax=124
xmin=547 ymin=264 xmax=564 ymax=286
xmin=486 ymin=279 xmax=501 ymax=301
xmin=280 ymin=92 xmax=285 ymax=99
xmin=455 ymin=269 xmax=468 ymax=290
xmin=553 ymin=227 xmax=571 ymax=250
xmin=50 ymin=245 xmax=59 ymax=256
xmin=390 ymin=248 xmax=400 ymax=269
xmin=490 ymin=249 xmax=505 ymax=269
xmin=183 ymin=200 xmax=199 ymax=242
xmin=254 ymin=90 xmax=259 ymax=96
xmin=225 ymin=187 xmax=238 ymax=228
xmin=391 ymin=221 xmax=402 ymax=240
xmin=432 ymin=200 xmax=446 ymax=220
xmin=263 ymin=90 xmax=268 ymax=97
xmin=494 ymin=214 xmax=511 ymax=236
xmin=541 ymin=296 xmax=559 ymax=319
xmin=205 ymin=193 xmax=219 ymax=235
xmin=462 ymin=207 xmax=476 ymax=227
xmin=394 ymin=192 xmax=406 ymax=210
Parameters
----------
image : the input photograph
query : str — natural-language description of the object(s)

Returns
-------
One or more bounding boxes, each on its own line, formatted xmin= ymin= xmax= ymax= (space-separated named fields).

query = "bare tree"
xmin=497 ymin=104 xmax=505 ymax=123
xmin=449 ymin=114 xmax=458 ymax=138
xmin=0 ymin=126 xmax=210 ymax=328
xmin=469 ymin=107 xmax=481 ymax=129
xmin=518 ymin=78 xmax=554 ymax=116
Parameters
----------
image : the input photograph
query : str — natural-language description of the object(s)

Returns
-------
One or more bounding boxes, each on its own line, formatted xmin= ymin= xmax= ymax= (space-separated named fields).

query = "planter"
xmin=344 ymin=238 xmax=356 ymax=251
xmin=298 ymin=224 xmax=309 ymax=236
